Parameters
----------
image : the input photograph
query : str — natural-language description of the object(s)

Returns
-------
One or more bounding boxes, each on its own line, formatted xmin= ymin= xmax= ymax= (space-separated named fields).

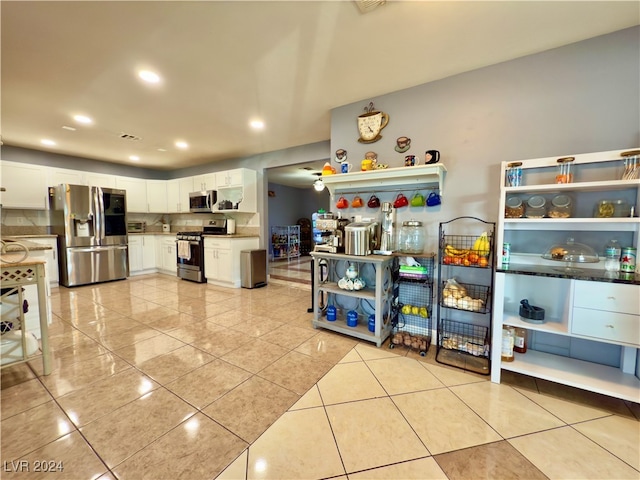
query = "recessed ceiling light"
xmin=157 ymin=148 xmax=167 ymax=152
xmin=62 ymin=126 xmax=76 ymax=131
xmin=129 ymin=155 xmax=140 ymax=161
xmin=138 ymin=70 xmax=161 ymax=84
xmin=249 ymin=119 xmax=265 ymax=130
xmin=41 ymin=139 xmax=56 ymax=146
xmin=73 ymin=114 xmax=93 ymax=124
xmin=175 ymin=141 xmax=189 ymax=149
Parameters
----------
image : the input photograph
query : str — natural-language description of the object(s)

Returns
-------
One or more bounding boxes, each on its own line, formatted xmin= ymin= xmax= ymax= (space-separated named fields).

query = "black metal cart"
xmin=435 ymin=217 xmax=495 ymax=374
xmin=390 ymin=253 xmax=435 ymax=356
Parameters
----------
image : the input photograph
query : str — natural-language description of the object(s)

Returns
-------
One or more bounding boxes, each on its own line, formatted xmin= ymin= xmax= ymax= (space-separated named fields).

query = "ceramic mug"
xmin=411 ymin=192 xmax=425 ymax=207
xmin=336 ymin=196 xmax=349 ymax=209
xmin=361 ymin=159 xmax=374 ymax=171
xmin=425 ymin=150 xmax=441 ymax=164
xmin=341 ymin=162 xmax=353 ymax=174
xmin=404 ymin=155 xmax=416 ymax=167
xmin=426 ymin=191 xmax=441 ymax=206
xmin=352 ymin=195 xmax=363 ymax=208
xmin=393 ymin=193 xmax=409 ymax=208
xmin=367 ymin=194 xmax=381 ymax=208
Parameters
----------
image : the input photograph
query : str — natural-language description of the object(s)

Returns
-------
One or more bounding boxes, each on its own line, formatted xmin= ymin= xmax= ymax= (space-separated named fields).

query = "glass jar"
xmin=505 ymin=196 xmax=524 ymax=218
xmin=506 ymin=162 xmax=523 ymax=187
xmin=399 ymin=220 xmax=425 ymax=254
xmin=549 ymin=194 xmax=572 ymax=218
xmin=525 ymin=195 xmax=547 ymax=218
xmin=556 ymin=156 xmax=574 ymax=184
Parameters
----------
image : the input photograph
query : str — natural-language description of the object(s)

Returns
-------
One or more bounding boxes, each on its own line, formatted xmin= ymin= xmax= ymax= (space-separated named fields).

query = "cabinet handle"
xmin=605 ymin=324 xmax=614 ymax=329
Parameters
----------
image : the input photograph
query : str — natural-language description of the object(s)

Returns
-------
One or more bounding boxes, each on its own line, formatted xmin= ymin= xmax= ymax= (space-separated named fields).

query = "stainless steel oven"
xmin=176 ymin=231 xmax=206 ymax=283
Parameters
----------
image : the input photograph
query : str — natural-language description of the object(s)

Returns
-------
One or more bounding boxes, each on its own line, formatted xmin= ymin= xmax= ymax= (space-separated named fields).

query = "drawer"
xmin=203 ymin=238 xmax=231 ymax=250
xmin=572 ymin=307 xmax=640 ymax=347
xmin=573 ymin=281 xmax=640 ymax=315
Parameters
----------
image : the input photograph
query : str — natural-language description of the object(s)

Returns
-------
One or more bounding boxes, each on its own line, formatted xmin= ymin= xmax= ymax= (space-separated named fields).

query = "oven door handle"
xmin=175 ymin=240 xmax=201 ymax=246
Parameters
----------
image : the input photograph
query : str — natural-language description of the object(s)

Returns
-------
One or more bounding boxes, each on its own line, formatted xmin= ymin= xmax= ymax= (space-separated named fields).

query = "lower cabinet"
xmin=203 ymin=237 xmax=259 ymax=288
xmin=491 ymin=273 xmax=640 ymax=402
xmin=158 ymin=237 xmax=177 ymax=274
xmin=25 ymin=237 xmax=59 ymax=287
xmin=128 ymin=235 xmax=157 ymax=275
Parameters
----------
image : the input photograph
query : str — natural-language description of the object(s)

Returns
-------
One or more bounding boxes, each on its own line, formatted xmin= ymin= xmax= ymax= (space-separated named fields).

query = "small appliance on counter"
xmin=127 ymin=221 xmax=145 ymax=233
xmin=345 ymin=221 xmax=380 ymax=256
xmin=373 ymin=202 xmax=396 ymax=255
xmin=203 ymin=215 xmax=227 ymax=235
xmin=313 ymin=214 xmax=350 ymax=253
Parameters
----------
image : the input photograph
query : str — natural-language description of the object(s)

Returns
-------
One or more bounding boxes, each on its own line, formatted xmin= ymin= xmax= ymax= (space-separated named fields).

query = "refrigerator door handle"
xmin=95 ymin=186 xmax=106 ymax=243
xmin=69 ymin=246 xmax=128 ymax=253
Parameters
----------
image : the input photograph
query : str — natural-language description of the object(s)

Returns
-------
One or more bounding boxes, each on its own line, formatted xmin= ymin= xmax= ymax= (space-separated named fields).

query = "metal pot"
xmin=344 ymin=222 xmax=380 ymax=255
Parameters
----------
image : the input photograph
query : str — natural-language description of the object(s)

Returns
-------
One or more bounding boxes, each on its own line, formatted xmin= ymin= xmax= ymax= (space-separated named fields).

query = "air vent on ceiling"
xmin=119 ymin=132 xmax=142 ymax=141
xmin=354 ymin=0 xmax=386 ymax=14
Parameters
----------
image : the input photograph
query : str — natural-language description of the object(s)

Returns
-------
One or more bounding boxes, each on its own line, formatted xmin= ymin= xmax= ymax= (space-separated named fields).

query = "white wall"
xmin=329 ymin=26 xmax=640 ymax=253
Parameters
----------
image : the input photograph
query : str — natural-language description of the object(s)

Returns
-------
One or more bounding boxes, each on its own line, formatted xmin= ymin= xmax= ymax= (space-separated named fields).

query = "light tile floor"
xmin=0 ymin=261 xmax=638 ymax=479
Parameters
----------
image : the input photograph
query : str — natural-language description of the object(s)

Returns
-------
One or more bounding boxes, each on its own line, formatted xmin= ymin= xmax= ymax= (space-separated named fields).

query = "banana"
xmin=445 ymin=245 xmax=469 ymax=257
xmin=472 ymin=232 xmax=490 ymax=257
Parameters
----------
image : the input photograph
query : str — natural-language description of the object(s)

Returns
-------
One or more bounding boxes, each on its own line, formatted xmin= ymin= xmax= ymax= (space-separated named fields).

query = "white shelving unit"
xmin=310 ymin=252 xmax=396 ymax=347
xmin=491 ymin=148 xmax=640 ymax=402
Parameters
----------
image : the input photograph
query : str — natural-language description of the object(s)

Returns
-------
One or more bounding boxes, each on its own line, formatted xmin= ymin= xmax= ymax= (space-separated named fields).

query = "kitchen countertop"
xmin=3 ymin=234 xmax=58 ymax=239
xmin=497 ymin=263 xmax=640 ymax=285
xmin=1 ymin=237 xmax=53 ymax=252
xmin=0 ymin=253 xmax=47 ymax=268
xmin=128 ymin=232 xmax=259 ymax=239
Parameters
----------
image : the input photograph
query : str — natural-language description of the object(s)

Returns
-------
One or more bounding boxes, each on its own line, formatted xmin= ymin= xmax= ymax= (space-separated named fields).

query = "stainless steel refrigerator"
xmin=49 ymin=184 xmax=129 ymax=287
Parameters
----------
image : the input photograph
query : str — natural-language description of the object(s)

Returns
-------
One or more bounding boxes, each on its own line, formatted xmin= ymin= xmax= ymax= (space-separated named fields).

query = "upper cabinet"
xmin=147 ymin=180 xmax=168 ymax=213
xmin=85 ymin=172 xmax=117 ymax=188
xmin=193 ymin=173 xmax=216 ymax=191
xmin=49 ymin=167 xmax=86 ymax=186
xmin=115 ymin=176 xmax=148 ymax=213
xmin=167 ymin=177 xmax=194 ymax=213
xmin=213 ymin=168 xmax=257 ymax=213
xmin=0 ymin=161 xmax=48 ymax=209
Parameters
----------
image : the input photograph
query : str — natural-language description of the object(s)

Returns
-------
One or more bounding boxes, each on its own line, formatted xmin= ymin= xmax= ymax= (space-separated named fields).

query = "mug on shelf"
xmin=341 ymin=162 xmax=353 ymax=174
xmin=336 ymin=196 xmax=349 ymax=209
xmin=426 ymin=191 xmax=441 ymax=206
xmin=411 ymin=192 xmax=425 ymax=207
xmin=367 ymin=194 xmax=381 ymax=208
xmin=404 ymin=155 xmax=416 ymax=167
xmin=425 ymin=150 xmax=440 ymax=164
xmin=393 ymin=193 xmax=409 ymax=208
xmin=352 ymin=195 xmax=363 ymax=208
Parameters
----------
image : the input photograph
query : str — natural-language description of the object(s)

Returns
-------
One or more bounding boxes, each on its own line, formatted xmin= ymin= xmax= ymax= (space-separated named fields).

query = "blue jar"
xmin=368 ymin=314 xmax=375 ymax=332
xmin=326 ymin=305 xmax=337 ymax=321
xmin=347 ymin=310 xmax=358 ymax=327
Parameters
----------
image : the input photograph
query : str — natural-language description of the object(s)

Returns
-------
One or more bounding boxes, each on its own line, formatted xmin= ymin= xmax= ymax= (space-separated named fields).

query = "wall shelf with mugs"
xmin=321 ymin=164 xmax=447 ymax=197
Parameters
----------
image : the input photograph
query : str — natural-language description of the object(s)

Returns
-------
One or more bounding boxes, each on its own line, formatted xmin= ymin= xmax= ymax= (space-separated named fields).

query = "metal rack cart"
xmin=390 ymin=253 xmax=435 ymax=356
xmin=270 ymin=225 xmax=301 ymax=261
xmin=436 ymin=217 xmax=495 ymax=374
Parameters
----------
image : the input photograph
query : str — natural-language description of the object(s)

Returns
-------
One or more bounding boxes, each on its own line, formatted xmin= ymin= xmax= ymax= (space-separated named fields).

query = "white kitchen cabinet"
xmin=214 ymin=168 xmax=257 ymax=213
xmin=167 ymin=177 xmax=194 ymax=213
xmin=193 ymin=173 xmax=216 ymax=192
xmin=491 ymin=148 xmax=640 ymax=402
xmin=49 ymin=167 xmax=86 ymax=187
xmin=0 ymin=161 xmax=48 ymax=209
xmin=203 ymin=236 xmax=259 ymax=288
xmin=115 ymin=176 xmax=148 ymax=212
xmin=128 ymin=235 xmax=157 ymax=274
xmin=158 ymin=237 xmax=177 ymax=275
xmin=85 ymin=172 xmax=117 ymax=188
xmin=146 ymin=180 xmax=168 ymax=213
xmin=25 ymin=237 xmax=59 ymax=287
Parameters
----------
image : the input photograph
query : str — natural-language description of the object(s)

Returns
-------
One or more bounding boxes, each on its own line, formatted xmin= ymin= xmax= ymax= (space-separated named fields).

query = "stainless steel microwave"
xmin=189 ymin=190 xmax=217 ymax=213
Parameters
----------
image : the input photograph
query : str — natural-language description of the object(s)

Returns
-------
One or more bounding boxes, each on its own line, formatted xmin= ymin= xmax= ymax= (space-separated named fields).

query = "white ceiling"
xmin=2 ymin=1 xmax=638 ymax=187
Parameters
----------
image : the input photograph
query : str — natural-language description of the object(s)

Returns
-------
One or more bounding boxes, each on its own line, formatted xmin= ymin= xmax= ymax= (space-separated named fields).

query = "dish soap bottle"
xmin=604 ymin=239 xmax=621 ymax=272
xmin=501 ymin=326 xmax=515 ymax=362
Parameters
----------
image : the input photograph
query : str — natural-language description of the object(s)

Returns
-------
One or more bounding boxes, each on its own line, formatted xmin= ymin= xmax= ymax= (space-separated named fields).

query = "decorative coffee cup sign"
xmin=357 ymin=102 xmax=389 ymax=144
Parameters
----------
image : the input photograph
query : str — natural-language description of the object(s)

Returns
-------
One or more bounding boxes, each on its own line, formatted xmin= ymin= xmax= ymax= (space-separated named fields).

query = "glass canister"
xmin=549 ymin=194 xmax=572 ymax=218
xmin=556 ymin=156 xmax=575 ymax=184
xmin=399 ymin=220 xmax=425 ymax=254
xmin=525 ymin=195 xmax=547 ymax=218
xmin=505 ymin=196 xmax=524 ymax=218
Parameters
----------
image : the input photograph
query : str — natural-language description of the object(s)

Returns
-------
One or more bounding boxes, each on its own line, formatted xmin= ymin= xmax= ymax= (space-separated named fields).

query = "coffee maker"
xmin=373 ymin=202 xmax=396 ymax=255
xmin=313 ymin=215 xmax=350 ymax=253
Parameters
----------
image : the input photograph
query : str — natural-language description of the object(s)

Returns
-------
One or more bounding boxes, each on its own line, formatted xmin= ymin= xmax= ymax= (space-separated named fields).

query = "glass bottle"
xmin=514 ymin=327 xmax=527 ymax=354
xmin=604 ymin=239 xmax=621 ymax=272
xmin=501 ymin=326 xmax=515 ymax=362
xmin=556 ymin=156 xmax=574 ymax=184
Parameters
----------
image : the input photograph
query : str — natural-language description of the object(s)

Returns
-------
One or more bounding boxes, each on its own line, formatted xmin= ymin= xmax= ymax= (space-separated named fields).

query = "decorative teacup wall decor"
xmin=395 ymin=136 xmax=411 ymax=153
xmin=357 ymin=102 xmax=389 ymax=144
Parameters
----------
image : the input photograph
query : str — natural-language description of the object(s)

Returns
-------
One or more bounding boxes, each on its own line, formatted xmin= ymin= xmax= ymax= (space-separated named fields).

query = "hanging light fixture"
xmin=313 ymin=173 xmax=325 ymax=191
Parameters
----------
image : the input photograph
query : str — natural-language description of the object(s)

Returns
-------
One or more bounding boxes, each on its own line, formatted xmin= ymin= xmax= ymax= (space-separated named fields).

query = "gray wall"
xmin=330 ymin=26 xmax=640 ymax=253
